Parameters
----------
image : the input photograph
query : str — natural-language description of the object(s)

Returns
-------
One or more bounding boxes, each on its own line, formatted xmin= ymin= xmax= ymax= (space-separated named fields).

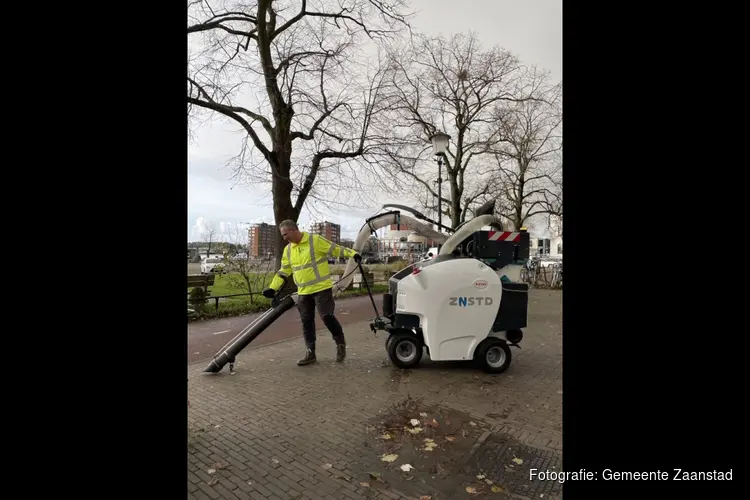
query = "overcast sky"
xmin=188 ymin=0 xmax=562 ymax=242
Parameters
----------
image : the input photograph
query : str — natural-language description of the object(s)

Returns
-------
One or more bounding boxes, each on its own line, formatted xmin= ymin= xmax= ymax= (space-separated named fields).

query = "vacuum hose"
xmin=334 ymin=212 xmax=448 ymax=295
xmin=203 ymin=294 xmax=297 ymax=373
xmin=439 ymin=215 xmax=504 ymax=256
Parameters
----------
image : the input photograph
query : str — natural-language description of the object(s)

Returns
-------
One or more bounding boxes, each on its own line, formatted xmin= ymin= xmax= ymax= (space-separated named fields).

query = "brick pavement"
xmin=188 ymin=289 xmax=562 ymax=500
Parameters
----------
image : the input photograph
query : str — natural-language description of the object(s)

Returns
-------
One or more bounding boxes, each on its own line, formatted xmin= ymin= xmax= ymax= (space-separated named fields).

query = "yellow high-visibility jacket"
xmin=269 ymin=232 xmax=358 ymax=295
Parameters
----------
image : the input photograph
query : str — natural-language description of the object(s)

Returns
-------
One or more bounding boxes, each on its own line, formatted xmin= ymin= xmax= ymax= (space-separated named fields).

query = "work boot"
xmin=336 ymin=344 xmax=346 ymax=362
xmin=297 ymin=348 xmax=316 ymax=366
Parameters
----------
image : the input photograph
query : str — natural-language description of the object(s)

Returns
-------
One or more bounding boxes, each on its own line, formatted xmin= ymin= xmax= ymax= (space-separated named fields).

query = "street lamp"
xmin=429 ymin=131 xmax=451 ymax=232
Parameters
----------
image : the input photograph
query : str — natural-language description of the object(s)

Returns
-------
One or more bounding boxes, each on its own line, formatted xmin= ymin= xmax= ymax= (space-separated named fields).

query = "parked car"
xmin=538 ymin=256 xmax=562 ymax=268
xmin=200 ymin=257 xmax=225 ymax=274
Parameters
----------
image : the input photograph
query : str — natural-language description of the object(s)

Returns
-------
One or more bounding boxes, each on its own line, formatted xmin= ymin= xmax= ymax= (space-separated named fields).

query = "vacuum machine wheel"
xmin=475 ymin=337 xmax=512 ymax=374
xmin=387 ymin=332 xmax=423 ymax=369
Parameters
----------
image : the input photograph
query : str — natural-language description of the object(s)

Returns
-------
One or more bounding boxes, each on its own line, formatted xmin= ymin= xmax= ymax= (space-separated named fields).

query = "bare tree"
xmin=340 ymin=238 xmax=355 ymax=249
xmin=187 ymin=0 xmax=411 ymax=267
xmin=221 ymin=226 xmax=275 ymax=304
xmin=200 ymin=224 xmax=217 ymax=256
xmin=490 ymin=73 xmax=562 ymax=230
xmin=361 ymin=235 xmax=379 ymax=254
xmin=381 ymin=32 xmax=539 ymax=229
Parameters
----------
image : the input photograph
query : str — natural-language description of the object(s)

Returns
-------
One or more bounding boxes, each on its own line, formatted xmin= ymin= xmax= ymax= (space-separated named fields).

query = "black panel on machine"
xmin=382 ymin=293 xmax=394 ymax=318
xmin=470 ymin=230 xmax=530 ymax=268
xmin=492 ymin=282 xmax=529 ymax=332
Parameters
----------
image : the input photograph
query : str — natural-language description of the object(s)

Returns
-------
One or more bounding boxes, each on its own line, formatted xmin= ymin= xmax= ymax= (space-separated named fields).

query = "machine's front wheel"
xmin=475 ymin=338 xmax=512 ymax=374
xmin=387 ymin=332 xmax=423 ymax=369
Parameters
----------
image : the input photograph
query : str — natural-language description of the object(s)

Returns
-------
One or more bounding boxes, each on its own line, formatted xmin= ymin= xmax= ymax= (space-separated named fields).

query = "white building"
xmin=528 ymin=214 xmax=562 ymax=257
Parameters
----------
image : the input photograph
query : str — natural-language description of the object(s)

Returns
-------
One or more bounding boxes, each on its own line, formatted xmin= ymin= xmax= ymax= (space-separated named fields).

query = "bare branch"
xmin=487 ymin=73 xmax=562 ymax=230
xmin=380 ymin=32 xmax=534 ymax=228
xmin=187 ymin=0 xmax=413 ymax=266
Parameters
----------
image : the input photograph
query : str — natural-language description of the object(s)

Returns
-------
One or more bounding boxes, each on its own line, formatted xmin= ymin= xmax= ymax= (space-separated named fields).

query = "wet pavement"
xmin=188 ymin=289 xmax=563 ymax=500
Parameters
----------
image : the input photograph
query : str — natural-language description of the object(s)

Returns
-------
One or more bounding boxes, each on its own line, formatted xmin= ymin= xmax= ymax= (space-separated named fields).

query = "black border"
xmin=39 ymin=2 xmax=735 ymax=497
xmin=37 ymin=2 xmax=187 ymax=494
xmin=562 ymin=5 xmax=734 ymax=498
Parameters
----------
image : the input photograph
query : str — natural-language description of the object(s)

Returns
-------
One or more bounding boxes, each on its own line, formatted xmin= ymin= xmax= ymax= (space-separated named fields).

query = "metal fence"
xmin=520 ymin=261 xmax=562 ymax=289
xmin=188 ymin=262 xmax=561 ymax=316
xmin=187 ymin=273 xmax=393 ymax=312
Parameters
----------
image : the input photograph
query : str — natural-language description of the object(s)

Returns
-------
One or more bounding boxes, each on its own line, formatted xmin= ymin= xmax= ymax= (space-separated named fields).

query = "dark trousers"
xmin=298 ymin=288 xmax=345 ymax=349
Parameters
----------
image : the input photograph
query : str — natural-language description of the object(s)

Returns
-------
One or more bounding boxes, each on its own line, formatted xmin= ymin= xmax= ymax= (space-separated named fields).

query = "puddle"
xmin=362 ymin=395 xmax=493 ymax=498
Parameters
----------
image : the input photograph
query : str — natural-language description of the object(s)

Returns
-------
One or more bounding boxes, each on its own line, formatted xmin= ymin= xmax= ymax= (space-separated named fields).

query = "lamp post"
xmin=429 ymin=131 xmax=451 ymax=233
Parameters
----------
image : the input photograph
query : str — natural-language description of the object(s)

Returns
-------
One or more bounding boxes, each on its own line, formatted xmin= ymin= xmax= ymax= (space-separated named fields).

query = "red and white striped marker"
xmin=487 ymin=231 xmax=521 ymax=242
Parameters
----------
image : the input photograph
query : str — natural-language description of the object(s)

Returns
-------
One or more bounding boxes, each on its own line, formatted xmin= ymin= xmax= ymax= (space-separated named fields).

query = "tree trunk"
xmin=450 ymin=180 xmax=462 ymax=229
xmin=271 ymin=150 xmax=296 ymax=271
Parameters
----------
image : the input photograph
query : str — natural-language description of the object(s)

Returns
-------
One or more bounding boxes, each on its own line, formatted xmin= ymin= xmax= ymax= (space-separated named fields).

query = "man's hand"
xmin=262 ymin=288 xmax=276 ymax=298
xmin=353 ymin=253 xmax=362 ymax=263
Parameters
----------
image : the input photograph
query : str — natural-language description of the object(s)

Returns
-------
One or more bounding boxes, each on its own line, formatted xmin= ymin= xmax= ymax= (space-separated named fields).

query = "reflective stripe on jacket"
xmin=269 ymin=232 xmax=358 ymax=295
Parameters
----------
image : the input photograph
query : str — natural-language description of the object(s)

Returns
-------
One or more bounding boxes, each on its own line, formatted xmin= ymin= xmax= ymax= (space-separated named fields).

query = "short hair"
xmin=279 ymin=219 xmax=298 ymax=230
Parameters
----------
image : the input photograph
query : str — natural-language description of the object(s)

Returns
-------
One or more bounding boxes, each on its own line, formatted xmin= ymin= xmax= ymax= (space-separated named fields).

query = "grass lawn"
xmin=188 ymin=268 xmax=394 ymax=321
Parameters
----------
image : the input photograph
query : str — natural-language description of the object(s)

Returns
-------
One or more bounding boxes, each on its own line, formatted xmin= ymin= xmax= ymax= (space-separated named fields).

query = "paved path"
xmin=188 ymin=289 xmax=562 ymax=500
xmin=189 ymin=294 xmax=385 ymax=364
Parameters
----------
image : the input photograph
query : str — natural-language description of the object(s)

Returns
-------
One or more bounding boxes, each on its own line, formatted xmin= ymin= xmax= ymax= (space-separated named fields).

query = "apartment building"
xmin=247 ymin=222 xmax=276 ymax=258
xmin=308 ymin=221 xmax=341 ymax=244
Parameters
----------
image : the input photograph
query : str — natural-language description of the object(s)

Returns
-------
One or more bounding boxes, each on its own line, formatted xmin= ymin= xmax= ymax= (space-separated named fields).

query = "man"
xmin=263 ymin=220 xmax=362 ymax=366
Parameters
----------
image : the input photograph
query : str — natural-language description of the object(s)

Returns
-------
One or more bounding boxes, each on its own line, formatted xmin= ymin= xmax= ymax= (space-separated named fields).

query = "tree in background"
xmin=489 ymin=75 xmax=562 ymax=230
xmin=382 ymin=32 xmax=544 ymax=229
xmin=187 ymin=0 xmax=412 ymax=267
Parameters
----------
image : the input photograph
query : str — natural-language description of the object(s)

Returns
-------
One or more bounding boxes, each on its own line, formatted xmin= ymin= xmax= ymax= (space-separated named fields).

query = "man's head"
xmin=279 ymin=219 xmax=303 ymax=244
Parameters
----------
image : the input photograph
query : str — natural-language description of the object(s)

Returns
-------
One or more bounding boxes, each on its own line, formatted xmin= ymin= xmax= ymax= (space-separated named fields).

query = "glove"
xmin=353 ymin=254 xmax=362 ymax=263
xmin=262 ymin=288 xmax=276 ymax=298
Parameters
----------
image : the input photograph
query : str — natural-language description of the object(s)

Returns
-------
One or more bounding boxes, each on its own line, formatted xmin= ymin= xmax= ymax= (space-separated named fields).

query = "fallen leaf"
xmin=405 ymin=426 xmax=423 ymax=434
xmin=381 ymin=454 xmax=398 ymax=463
xmin=419 ymin=412 xmax=428 ymax=417
xmin=322 ymin=463 xmax=333 ymax=470
xmin=485 ymin=479 xmax=494 ymax=485
xmin=207 ymin=469 xmax=216 ymax=475
xmin=469 ymin=421 xmax=477 ymax=427
xmin=381 ymin=433 xmax=392 ymax=440
xmin=410 ymin=418 xmax=420 ymax=426
xmin=400 ymin=464 xmax=414 ymax=472
xmin=512 ymin=457 xmax=523 ymax=465
xmin=360 ymin=482 xmax=370 ymax=487
xmin=491 ymin=485 xmax=505 ymax=493
xmin=477 ymin=474 xmax=486 ymax=480
xmin=271 ymin=458 xmax=280 ymax=465
xmin=423 ymin=442 xmax=438 ymax=451
xmin=424 ymin=438 xmax=434 ymax=442
xmin=213 ymin=463 xmax=228 ymax=470
xmin=367 ymin=472 xmax=382 ymax=479
xmin=429 ymin=418 xmax=439 ymax=428
xmin=420 ymin=496 xmax=432 ymax=500
xmin=207 ymin=477 xmax=219 ymax=486
xmin=466 ymin=486 xmax=477 ymax=494
xmin=445 ymin=436 xmax=456 ymax=442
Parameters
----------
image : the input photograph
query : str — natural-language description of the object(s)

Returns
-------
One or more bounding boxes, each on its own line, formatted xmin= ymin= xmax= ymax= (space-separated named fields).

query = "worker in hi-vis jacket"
xmin=263 ymin=219 xmax=362 ymax=366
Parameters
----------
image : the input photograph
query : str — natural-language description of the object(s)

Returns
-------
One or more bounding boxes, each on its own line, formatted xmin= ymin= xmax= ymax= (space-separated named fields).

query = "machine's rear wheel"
xmin=475 ymin=338 xmax=512 ymax=374
xmin=387 ymin=332 xmax=423 ymax=369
